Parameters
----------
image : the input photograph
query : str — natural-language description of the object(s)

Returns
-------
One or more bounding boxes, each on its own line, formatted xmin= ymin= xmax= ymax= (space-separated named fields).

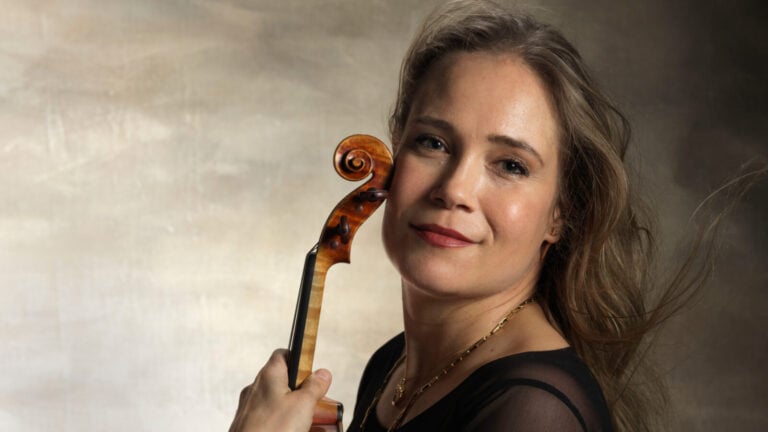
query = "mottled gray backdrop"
xmin=1 ymin=0 xmax=765 ymax=431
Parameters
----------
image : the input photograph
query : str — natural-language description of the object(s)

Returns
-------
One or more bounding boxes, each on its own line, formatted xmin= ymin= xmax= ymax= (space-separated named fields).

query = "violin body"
xmin=287 ymin=135 xmax=393 ymax=431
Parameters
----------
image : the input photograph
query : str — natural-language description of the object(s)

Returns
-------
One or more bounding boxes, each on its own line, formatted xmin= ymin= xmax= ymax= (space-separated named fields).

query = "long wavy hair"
xmin=389 ymin=1 xmax=683 ymax=430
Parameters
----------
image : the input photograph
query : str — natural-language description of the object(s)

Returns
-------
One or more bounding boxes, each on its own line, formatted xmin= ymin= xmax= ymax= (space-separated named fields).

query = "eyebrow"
xmin=413 ymin=116 xmax=545 ymax=166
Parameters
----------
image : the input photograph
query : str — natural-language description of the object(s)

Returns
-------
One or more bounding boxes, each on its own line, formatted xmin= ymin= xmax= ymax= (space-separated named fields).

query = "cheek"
xmin=385 ymin=156 xmax=429 ymax=214
xmin=381 ymin=157 xmax=432 ymax=260
xmin=381 ymin=166 xmax=411 ymax=253
xmin=381 ymin=195 xmax=412 ymax=275
xmin=381 ymin=202 xmax=396 ymax=259
xmin=492 ymin=196 xmax=555 ymax=245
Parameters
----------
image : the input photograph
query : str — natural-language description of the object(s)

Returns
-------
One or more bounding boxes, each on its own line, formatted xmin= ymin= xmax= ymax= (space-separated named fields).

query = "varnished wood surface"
xmin=295 ymin=135 xmax=393 ymax=385
xmin=312 ymin=397 xmax=343 ymax=426
xmin=291 ymin=135 xmax=393 ymax=431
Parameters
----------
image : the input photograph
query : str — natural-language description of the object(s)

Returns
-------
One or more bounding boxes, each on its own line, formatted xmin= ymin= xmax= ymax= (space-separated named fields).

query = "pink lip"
xmin=411 ymin=223 xmax=476 ymax=248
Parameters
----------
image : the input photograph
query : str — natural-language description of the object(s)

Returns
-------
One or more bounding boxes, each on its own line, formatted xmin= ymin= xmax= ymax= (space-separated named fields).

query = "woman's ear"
xmin=544 ymin=207 xmax=562 ymax=244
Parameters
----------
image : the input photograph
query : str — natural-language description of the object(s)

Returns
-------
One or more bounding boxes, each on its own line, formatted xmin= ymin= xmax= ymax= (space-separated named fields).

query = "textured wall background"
xmin=1 ymin=0 xmax=765 ymax=431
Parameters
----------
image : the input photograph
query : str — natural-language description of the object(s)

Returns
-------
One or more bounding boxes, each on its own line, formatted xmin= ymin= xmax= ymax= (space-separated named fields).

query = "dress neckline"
xmin=374 ymin=333 xmax=574 ymax=430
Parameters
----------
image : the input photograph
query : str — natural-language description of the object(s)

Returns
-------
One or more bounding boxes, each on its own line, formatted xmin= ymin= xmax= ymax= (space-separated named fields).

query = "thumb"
xmin=298 ymin=369 xmax=332 ymax=401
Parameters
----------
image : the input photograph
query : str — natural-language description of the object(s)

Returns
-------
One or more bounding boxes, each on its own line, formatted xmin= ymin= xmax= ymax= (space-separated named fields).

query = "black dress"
xmin=347 ymin=334 xmax=614 ymax=432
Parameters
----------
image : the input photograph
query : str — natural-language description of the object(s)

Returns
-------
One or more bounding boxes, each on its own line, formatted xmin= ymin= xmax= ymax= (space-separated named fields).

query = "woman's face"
xmin=382 ymin=51 xmax=561 ymax=301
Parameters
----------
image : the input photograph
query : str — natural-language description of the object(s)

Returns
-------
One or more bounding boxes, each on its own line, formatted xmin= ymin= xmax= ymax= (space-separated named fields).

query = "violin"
xmin=287 ymin=134 xmax=393 ymax=431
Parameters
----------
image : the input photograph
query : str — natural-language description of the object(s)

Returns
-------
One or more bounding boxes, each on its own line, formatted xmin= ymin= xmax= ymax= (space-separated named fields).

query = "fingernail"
xmin=315 ymin=369 xmax=331 ymax=382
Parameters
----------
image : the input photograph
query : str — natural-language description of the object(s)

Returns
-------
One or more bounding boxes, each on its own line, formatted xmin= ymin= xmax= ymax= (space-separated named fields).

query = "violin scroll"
xmin=334 ymin=134 xmax=388 ymax=181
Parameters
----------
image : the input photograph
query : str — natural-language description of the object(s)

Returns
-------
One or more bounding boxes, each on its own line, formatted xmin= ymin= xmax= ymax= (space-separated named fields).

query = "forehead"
xmin=409 ymin=51 xmax=561 ymax=154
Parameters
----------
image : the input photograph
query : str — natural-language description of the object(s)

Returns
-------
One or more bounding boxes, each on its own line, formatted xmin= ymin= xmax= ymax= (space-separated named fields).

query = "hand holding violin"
xmin=229 ymin=349 xmax=332 ymax=432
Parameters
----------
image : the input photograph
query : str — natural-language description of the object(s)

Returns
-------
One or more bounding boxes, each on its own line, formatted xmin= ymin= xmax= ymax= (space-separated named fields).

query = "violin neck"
xmin=288 ymin=243 xmax=326 ymax=389
xmin=287 ymin=246 xmax=345 ymax=430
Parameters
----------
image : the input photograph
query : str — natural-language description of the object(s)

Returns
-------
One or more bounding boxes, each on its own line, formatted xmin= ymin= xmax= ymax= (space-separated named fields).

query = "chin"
xmin=398 ymin=258 xmax=481 ymax=300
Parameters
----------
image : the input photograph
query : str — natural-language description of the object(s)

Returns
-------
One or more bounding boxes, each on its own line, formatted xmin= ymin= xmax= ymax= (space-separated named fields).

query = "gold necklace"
xmin=392 ymin=375 xmax=407 ymax=406
xmin=359 ymin=297 xmax=535 ymax=432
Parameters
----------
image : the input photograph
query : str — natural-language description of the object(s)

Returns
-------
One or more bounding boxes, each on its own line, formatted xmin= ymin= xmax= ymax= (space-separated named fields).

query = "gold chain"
xmin=392 ymin=375 xmax=407 ymax=406
xmin=359 ymin=297 xmax=535 ymax=431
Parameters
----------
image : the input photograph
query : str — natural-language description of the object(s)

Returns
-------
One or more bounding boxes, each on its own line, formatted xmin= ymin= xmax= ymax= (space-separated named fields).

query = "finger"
xmin=263 ymin=349 xmax=289 ymax=371
xmin=262 ymin=349 xmax=289 ymax=377
xmin=296 ymin=368 xmax=332 ymax=402
xmin=238 ymin=384 xmax=252 ymax=406
xmin=254 ymin=349 xmax=290 ymax=394
xmin=230 ymin=385 xmax=251 ymax=432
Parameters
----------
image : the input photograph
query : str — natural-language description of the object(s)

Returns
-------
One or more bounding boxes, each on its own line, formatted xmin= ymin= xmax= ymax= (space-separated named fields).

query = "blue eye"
xmin=414 ymin=135 xmax=447 ymax=152
xmin=500 ymin=159 xmax=529 ymax=176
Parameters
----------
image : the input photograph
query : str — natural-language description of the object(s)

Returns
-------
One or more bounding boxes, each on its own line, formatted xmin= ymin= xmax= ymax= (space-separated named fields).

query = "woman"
xmin=231 ymin=1 xmax=678 ymax=431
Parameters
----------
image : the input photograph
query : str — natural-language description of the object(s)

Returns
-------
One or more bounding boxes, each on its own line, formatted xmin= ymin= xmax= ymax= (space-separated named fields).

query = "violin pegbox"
xmin=319 ymin=135 xmax=393 ymax=263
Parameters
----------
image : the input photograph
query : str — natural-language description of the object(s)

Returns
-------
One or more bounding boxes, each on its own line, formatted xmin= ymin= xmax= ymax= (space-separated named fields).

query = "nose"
xmin=429 ymin=155 xmax=481 ymax=211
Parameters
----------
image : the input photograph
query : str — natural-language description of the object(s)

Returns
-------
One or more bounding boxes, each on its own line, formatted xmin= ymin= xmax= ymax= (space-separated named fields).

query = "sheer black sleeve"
xmin=464 ymin=382 xmax=593 ymax=431
xmin=457 ymin=350 xmax=613 ymax=432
